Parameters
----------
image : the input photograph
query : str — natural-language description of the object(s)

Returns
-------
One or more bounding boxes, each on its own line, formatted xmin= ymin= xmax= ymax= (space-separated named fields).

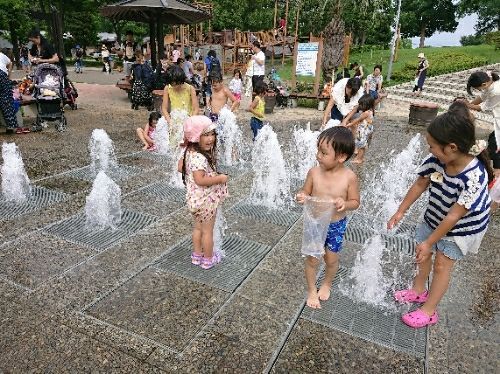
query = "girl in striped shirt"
xmin=387 ymin=105 xmax=493 ymax=328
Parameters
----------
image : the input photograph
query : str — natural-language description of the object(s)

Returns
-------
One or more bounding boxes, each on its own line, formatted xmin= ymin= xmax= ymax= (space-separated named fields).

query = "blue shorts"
xmin=324 ymin=217 xmax=348 ymax=253
xmin=415 ymin=222 xmax=463 ymax=260
xmin=369 ymin=90 xmax=379 ymax=99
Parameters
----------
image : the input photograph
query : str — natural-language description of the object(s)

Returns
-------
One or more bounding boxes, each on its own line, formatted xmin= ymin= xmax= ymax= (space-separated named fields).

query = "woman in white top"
xmin=463 ymin=71 xmax=500 ymax=178
xmin=322 ymin=77 xmax=363 ymax=128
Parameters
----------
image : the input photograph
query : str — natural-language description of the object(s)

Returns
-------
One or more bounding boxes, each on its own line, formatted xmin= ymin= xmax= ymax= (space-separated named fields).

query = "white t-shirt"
xmin=183 ymin=60 xmax=193 ymax=79
xmin=0 ymin=53 xmax=11 ymax=74
xmin=252 ymin=51 xmax=265 ymax=76
xmin=172 ymin=49 xmax=180 ymax=63
xmin=331 ymin=78 xmax=364 ymax=116
xmin=480 ymin=79 xmax=500 ymax=148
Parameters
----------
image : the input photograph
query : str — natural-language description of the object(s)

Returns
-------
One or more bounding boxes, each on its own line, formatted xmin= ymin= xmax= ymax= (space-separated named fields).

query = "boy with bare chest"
xmin=207 ymin=75 xmax=239 ymax=123
xmin=296 ymin=127 xmax=360 ymax=309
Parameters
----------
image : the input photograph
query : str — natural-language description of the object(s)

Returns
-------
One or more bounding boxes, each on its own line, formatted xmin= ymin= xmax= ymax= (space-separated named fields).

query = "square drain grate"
xmin=44 ymin=209 xmax=157 ymax=250
xmin=230 ymin=201 xmax=301 ymax=227
xmin=302 ymin=267 xmax=427 ymax=358
xmin=345 ymin=225 xmax=415 ymax=256
xmin=154 ymin=235 xmax=272 ymax=292
xmin=135 ymin=151 xmax=171 ymax=164
xmin=141 ymin=182 xmax=185 ymax=203
xmin=0 ymin=186 xmax=68 ymax=220
xmin=65 ymin=165 xmax=141 ymax=182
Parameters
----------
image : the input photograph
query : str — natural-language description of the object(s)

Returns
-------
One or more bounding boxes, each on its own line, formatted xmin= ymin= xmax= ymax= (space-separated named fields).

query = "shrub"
xmin=400 ymin=38 xmax=413 ymax=49
xmin=391 ymin=52 xmax=489 ymax=84
xmin=460 ymin=34 xmax=485 ymax=46
xmin=485 ymin=31 xmax=500 ymax=50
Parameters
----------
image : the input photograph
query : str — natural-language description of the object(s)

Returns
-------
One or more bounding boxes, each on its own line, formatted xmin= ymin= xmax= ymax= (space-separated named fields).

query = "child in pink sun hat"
xmin=180 ymin=116 xmax=229 ymax=269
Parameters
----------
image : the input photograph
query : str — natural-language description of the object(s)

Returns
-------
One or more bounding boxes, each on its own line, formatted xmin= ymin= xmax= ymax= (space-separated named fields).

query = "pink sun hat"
xmin=183 ymin=115 xmax=217 ymax=143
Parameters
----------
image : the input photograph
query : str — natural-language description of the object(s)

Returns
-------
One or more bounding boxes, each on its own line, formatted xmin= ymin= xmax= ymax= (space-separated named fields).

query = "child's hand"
xmin=218 ymin=174 xmax=228 ymax=184
xmin=387 ymin=211 xmax=404 ymax=229
xmin=295 ymin=192 xmax=307 ymax=204
xmin=415 ymin=241 xmax=432 ymax=263
xmin=334 ymin=197 xmax=346 ymax=212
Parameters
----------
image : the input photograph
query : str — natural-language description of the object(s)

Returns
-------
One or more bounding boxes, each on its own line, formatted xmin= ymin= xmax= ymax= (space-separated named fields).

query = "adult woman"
xmin=412 ymin=53 xmax=429 ymax=96
xmin=322 ymin=77 xmax=363 ymax=128
xmin=28 ymin=29 xmax=60 ymax=67
xmin=0 ymin=49 xmax=22 ymax=133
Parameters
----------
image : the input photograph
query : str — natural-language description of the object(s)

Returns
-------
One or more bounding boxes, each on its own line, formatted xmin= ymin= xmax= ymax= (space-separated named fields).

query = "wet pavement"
xmin=0 ymin=72 xmax=498 ymax=372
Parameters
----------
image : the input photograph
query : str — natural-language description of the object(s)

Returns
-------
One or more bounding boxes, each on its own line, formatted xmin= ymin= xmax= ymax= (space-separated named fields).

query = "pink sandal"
xmin=200 ymin=253 xmax=221 ymax=270
xmin=402 ymin=309 xmax=438 ymax=328
xmin=394 ymin=289 xmax=429 ymax=304
xmin=191 ymin=253 xmax=203 ymax=266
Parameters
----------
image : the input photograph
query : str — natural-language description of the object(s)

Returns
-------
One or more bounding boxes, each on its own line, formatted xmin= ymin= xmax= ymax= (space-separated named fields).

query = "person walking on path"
xmin=412 ymin=53 xmax=429 ymax=96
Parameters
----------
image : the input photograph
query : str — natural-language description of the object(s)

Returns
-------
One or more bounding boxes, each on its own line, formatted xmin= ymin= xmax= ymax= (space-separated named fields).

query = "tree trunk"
xmin=360 ymin=30 xmax=367 ymax=46
xmin=9 ymin=20 xmax=21 ymax=69
xmin=321 ymin=14 xmax=345 ymax=83
xmin=419 ymin=25 xmax=426 ymax=48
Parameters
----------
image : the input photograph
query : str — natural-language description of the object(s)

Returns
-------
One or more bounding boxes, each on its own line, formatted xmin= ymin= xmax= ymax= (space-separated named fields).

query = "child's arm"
xmin=335 ymin=172 xmax=360 ymax=212
xmin=161 ymin=87 xmax=171 ymax=122
xmin=341 ymin=106 xmax=358 ymax=126
xmin=190 ymin=85 xmax=200 ymax=115
xmin=246 ymin=96 xmax=260 ymax=117
xmin=387 ymin=176 xmax=430 ymax=229
xmin=177 ymin=157 xmax=183 ymax=173
xmin=143 ymin=124 xmax=154 ymax=143
xmin=225 ymin=87 xmax=240 ymax=112
xmin=415 ymin=203 xmax=468 ymax=263
xmin=193 ymin=170 xmax=227 ymax=187
xmin=296 ymin=169 xmax=314 ymax=204
xmin=346 ymin=110 xmax=370 ymax=128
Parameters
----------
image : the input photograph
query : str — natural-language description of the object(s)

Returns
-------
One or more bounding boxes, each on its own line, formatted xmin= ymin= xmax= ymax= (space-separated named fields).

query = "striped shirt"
xmin=418 ymin=154 xmax=491 ymax=237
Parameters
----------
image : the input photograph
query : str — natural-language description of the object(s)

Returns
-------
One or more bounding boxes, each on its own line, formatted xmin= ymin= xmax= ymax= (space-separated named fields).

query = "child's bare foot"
xmin=318 ymin=284 xmax=331 ymax=301
xmin=307 ymin=290 xmax=321 ymax=309
xmin=351 ymin=158 xmax=363 ymax=164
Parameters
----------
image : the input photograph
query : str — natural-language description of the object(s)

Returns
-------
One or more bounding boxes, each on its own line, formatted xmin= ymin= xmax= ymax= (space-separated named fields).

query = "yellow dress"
xmin=167 ymin=83 xmax=193 ymax=147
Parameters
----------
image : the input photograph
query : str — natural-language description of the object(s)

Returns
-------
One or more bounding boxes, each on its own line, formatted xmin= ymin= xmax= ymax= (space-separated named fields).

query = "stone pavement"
xmin=0 ymin=74 xmax=498 ymax=373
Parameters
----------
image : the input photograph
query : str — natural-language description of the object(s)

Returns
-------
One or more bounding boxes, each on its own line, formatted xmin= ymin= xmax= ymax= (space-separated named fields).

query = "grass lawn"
xmin=273 ymin=44 xmax=500 ymax=90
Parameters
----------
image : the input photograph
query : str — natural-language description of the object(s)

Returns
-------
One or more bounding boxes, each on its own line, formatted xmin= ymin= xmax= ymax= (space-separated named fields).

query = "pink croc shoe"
xmin=200 ymin=252 xmax=221 ymax=270
xmin=402 ymin=309 xmax=439 ymax=328
xmin=394 ymin=289 xmax=429 ymax=304
xmin=191 ymin=253 xmax=203 ymax=266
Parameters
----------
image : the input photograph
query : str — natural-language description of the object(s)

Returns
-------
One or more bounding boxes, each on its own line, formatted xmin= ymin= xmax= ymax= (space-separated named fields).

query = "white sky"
xmin=411 ymin=14 xmax=478 ymax=47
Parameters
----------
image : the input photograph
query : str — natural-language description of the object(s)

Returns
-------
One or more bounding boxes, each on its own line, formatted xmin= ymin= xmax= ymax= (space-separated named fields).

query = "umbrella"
xmin=101 ymin=0 xmax=210 ymax=24
xmin=101 ymin=0 xmax=211 ymax=67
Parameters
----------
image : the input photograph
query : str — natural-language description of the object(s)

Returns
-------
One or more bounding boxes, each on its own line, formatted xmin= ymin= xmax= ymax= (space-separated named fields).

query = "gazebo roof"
xmin=100 ymin=0 xmax=211 ymax=24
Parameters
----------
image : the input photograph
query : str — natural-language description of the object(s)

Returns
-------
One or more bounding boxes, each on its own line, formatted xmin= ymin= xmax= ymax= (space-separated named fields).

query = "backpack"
xmin=137 ymin=63 xmax=154 ymax=90
xmin=209 ymin=56 xmax=221 ymax=77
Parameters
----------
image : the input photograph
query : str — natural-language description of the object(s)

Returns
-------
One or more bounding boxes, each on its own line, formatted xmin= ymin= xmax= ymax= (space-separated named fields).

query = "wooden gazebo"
xmin=100 ymin=0 xmax=211 ymax=67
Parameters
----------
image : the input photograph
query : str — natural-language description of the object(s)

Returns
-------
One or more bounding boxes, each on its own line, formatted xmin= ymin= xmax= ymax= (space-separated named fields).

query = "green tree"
xmin=400 ymin=0 xmax=458 ymax=48
xmin=459 ymin=0 xmax=500 ymax=34
xmin=0 ymin=0 xmax=34 ymax=67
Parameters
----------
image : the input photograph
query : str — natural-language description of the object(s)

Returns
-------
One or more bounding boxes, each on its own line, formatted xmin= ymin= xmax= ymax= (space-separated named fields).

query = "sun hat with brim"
xmin=418 ymin=53 xmax=425 ymax=58
xmin=184 ymin=115 xmax=217 ymax=143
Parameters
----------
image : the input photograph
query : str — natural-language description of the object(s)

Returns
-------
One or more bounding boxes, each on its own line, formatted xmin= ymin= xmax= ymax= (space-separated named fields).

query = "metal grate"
xmin=154 ymin=235 xmax=272 ymax=292
xmin=44 ymin=209 xmax=157 ymax=250
xmin=302 ymin=267 xmax=427 ymax=358
xmin=134 ymin=151 xmax=171 ymax=164
xmin=64 ymin=165 xmax=142 ymax=182
xmin=0 ymin=186 xmax=68 ymax=220
xmin=141 ymin=182 xmax=185 ymax=203
xmin=345 ymin=225 xmax=415 ymax=256
xmin=230 ymin=201 xmax=301 ymax=227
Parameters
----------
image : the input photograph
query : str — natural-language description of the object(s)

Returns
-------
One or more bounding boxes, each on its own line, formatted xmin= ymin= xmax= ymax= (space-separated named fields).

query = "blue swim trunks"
xmin=324 ymin=217 xmax=348 ymax=253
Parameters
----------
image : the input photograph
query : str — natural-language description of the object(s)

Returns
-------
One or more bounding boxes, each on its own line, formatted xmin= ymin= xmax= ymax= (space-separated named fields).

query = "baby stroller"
xmin=64 ymin=78 xmax=78 ymax=110
xmin=32 ymin=63 xmax=67 ymax=132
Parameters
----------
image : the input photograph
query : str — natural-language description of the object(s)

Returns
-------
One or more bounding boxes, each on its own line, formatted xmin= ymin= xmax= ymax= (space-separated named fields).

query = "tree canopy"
xmin=400 ymin=0 xmax=458 ymax=48
xmin=459 ymin=0 xmax=500 ymax=34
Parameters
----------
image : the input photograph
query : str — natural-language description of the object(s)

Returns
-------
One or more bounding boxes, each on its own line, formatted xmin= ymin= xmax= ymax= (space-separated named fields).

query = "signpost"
xmin=291 ymin=38 xmax=323 ymax=96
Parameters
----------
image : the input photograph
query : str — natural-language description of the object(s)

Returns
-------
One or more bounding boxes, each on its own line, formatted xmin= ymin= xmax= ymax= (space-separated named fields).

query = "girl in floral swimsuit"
xmin=180 ymin=116 xmax=228 ymax=269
